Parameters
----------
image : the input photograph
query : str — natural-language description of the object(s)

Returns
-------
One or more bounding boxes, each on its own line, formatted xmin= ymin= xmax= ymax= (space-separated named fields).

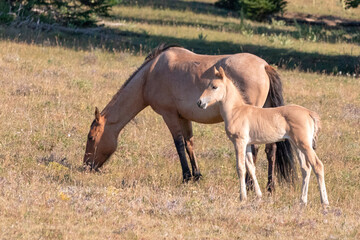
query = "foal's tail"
xmin=265 ymin=65 xmax=297 ymax=183
xmin=309 ymin=111 xmax=321 ymax=150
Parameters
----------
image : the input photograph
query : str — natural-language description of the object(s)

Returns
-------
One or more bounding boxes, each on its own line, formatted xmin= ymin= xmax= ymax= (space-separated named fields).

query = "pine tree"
xmin=215 ymin=0 xmax=287 ymax=21
xmin=342 ymin=0 xmax=360 ymax=9
xmin=1 ymin=0 xmax=118 ymax=26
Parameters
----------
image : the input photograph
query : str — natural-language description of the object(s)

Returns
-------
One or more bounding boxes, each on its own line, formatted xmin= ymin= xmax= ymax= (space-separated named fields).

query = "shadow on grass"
xmin=0 ymin=24 xmax=359 ymax=75
xmin=109 ymin=14 xmax=360 ymax=45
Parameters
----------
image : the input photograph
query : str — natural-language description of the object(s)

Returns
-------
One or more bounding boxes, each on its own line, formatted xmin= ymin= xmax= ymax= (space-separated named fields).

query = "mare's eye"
xmin=88 ymin=135 xmax=94 ymax=141
xmin=212 ymin=85 xmax=218 ymax=90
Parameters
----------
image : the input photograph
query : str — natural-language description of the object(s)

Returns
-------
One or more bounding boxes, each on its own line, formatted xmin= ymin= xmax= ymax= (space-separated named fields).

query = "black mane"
xmin=121 ymin=43 xmax=182 ymax=90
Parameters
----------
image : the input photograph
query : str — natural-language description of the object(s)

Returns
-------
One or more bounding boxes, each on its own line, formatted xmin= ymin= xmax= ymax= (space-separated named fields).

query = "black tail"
xmin=265 ymin=65 xmax=297 ymax=183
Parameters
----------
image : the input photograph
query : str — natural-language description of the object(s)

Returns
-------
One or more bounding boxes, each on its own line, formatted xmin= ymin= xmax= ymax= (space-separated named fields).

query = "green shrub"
xmin=342 ymin=0 xmax=360 ymax=9
xmin=1 ymin=0 xmax=119 ymax=26
xmin=215 ymin=0 xmax=287 ymax=21
xmin=215 ymin=0 xmax=241 ymax=10
xmin=0 ymin=1 xmax=14 ymax=24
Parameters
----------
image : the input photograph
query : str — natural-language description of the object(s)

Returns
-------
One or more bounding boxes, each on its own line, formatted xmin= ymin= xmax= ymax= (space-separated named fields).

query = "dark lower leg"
xmin=174 ymin=136 xmax=192 ymax=182
xmin=265 ymin=143 xmax=277 ymax=193
xmin=185 ymin=137 xmax=202 ymax=180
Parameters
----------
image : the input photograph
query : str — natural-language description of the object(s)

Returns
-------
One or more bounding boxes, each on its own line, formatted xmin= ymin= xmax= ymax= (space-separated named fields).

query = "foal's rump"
xmin=308 ymin=111 xmax=321 ymax=150
xmin=283 ymin=105 xmax=321 ymax=150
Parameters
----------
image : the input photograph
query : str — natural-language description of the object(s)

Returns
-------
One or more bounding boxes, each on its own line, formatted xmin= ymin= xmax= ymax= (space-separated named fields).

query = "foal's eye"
xmin=88 ymin=135 xmax=94 ymax=141
xmin=212 ymin=85 xmax=218 ymax=90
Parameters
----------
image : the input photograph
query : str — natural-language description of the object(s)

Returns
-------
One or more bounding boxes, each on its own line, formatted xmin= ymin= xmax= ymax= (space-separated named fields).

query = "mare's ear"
xmin=214 ymin=67 xmax=222 ymax=78
xmin=95 ymin=107 xmax=100 ymax=122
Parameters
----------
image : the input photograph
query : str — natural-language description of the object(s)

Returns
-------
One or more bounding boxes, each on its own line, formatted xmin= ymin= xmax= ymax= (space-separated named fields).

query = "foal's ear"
xmin=214 ymin=66 xmax=226 ymax=80
xmin=95 ymin=107 xmax=100 ymax=122
xmin=214 ymin=67 xmax=222 ymax=79
xmin=218 ymin=66 xmax=226 ymax=79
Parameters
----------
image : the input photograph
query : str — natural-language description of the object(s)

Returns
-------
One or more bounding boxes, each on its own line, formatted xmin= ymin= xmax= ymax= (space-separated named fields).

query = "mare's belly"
xmin=178 ymin=103 xmax=223 ymax=124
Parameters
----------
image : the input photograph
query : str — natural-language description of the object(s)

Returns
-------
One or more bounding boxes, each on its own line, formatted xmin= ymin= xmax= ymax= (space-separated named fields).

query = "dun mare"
xmin=197 ymin=66 xmax=329 ymax=206
xmin=83 ymin=44 xmax=295 ymax=190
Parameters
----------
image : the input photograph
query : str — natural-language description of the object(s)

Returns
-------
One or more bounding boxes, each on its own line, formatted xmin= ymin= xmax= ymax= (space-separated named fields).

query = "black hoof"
xmin=193 ymin=173 xmax=203 ymax=181
xmin=182 ymin=172 xmax=192 ymax=183
xmin=266 ymin=183 xmax=275 ymax=194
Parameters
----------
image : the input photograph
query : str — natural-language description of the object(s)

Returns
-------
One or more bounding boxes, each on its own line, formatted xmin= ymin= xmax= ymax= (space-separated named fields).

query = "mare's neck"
xmin=101 ymin=69 xmax=147 ymax=135
xmin=219 ymin=80 xmax=247 ymax=121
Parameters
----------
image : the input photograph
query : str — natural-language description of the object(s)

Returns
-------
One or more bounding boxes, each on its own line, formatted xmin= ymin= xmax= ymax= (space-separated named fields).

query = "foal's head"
xmin=197 ymin=66 xmax=227 ymax=109
xmin=83 ymin=107 xmax=117 ymax=170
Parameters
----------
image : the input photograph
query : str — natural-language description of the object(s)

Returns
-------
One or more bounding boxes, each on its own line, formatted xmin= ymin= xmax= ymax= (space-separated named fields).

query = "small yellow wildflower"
xmin=58 ymin=191 xmax=70 ymax=201
xmin=106 ymin=186 xmax=120 ymax=196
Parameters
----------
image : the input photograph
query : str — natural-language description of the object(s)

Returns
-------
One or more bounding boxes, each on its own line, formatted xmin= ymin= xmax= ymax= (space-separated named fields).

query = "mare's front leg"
xmin=179 ymin=118 xmax=202 ymax=180
xmin=162 ymin=114 xmax=192 ymax=182
xmin=233 ymin=139 xmax=248 ymax=202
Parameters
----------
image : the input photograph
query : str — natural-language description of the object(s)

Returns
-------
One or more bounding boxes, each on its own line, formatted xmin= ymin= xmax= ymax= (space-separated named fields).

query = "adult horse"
xmin=83 ymin=44 xmax=295 ymax=190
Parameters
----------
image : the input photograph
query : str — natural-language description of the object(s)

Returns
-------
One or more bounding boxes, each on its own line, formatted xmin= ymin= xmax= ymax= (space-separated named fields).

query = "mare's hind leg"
xmin=162 ymin=114 xmax=192 ymax=182
xmin=179 ymin=119 xmax=202 ymax=180
xmin=245 ymin=145 xmax=259 ymax=191
xmin=245 ymin=145 xmax=262 ymax=199
xmin=265 ymin=143 xmax=277 ymax=193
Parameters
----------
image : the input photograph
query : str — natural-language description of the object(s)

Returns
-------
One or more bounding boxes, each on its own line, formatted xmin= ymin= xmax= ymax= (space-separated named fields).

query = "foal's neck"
xmin=220 ymin=80 xmax=248 ymax=119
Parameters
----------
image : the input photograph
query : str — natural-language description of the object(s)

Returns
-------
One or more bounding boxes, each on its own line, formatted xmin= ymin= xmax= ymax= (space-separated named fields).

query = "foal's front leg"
xmin=245 ymin=145 xmax=262 ymax=199
xmin=233 ymin=140 xmax=248 ymax=202
xmin=245 ymin=145 xmax=259 ymax=191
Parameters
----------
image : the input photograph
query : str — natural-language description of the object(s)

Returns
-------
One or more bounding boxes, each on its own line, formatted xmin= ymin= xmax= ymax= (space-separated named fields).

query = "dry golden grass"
xmin=0 ymin=1 xmax=360 ymax=238
xmin=0 ymin=38 xmax=359 ymax=239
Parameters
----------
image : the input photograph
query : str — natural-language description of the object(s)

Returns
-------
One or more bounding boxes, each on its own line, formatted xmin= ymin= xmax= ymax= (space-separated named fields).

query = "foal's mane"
xmin=229 ymin=78 xmax=250 ymax=105
xmin=220 ymin=68 xmax=250 ymax=105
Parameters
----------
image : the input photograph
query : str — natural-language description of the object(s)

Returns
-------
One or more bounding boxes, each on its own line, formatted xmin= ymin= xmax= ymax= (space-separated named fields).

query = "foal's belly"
xmin=248 ymin=132 xmax=288 ymax=145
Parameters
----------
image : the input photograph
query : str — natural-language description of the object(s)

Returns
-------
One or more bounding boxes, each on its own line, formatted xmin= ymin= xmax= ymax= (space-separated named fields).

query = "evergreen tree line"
xmin=0 ymin=0 xmax=358 ymax=27
xmin=215 ymin=0 xmax=287 ymax=21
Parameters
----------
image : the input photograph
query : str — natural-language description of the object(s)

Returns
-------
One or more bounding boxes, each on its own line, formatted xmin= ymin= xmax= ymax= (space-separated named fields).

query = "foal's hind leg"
xmin=302 ymin=147 xmax=329 ymax=205
xmin=245 ymin=145 xmax=262 ymax=199
xmin=179 ymin=119 xmax=202 ymax=180
xmin=294 ymin=148 xmax=312 ymax=205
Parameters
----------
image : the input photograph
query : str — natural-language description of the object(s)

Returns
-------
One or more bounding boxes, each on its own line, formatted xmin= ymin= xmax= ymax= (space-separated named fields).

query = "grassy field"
xmin=0 ymin=1 xmax=360 ymax=239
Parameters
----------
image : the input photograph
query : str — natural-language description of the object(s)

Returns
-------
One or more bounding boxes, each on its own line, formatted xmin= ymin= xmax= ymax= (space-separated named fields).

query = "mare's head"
xmin=83 ymin=107 xmax=117 ymax=170
xmin=197 ymin=66 xmax=227 ymax=109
